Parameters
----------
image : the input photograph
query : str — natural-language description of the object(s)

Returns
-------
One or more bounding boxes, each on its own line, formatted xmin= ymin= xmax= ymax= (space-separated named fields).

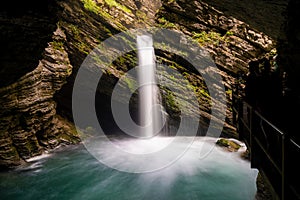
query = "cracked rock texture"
xmin=0 ymin=0 xmax=297 ymax=169
xmin=0 ymin=26 xmax=80 ymax=168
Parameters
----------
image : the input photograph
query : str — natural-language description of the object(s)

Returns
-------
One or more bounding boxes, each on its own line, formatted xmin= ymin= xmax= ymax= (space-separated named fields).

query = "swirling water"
xmin=0 ymin=137 xmax=258 ymax=200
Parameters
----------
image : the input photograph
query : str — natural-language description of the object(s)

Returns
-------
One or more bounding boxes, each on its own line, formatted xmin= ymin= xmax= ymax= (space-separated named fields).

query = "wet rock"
xmin=0 ymin=0 xmax=294 ymax=168
xmin=216 ymin=138 xmax=241 ymax=152
xmin=0 ymin=27 xmax=79 ymax=168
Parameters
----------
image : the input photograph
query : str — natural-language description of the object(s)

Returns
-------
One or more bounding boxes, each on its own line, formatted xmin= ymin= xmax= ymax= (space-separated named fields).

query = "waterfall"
xmin=137 ymin=34 xmax=165 ymax=138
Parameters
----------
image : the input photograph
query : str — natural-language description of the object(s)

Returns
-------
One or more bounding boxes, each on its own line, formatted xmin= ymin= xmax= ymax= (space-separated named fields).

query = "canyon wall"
xmin=0 ymin=0 xmax=291 ymax=168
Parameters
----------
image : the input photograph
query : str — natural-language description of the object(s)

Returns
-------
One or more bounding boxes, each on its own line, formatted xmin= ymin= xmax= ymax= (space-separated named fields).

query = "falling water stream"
xmin=0 ymin=35 xmax=258 ymax=200
xmin=137 ymin=34 xmax=164 ymax=138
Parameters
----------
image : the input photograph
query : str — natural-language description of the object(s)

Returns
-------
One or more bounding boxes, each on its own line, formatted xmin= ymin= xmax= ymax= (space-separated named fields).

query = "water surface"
xmin=0 ymin=137 xmax=258 ymax=200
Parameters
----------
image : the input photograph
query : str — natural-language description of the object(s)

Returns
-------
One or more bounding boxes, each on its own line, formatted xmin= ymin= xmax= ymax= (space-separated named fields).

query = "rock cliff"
xmin=0 ymin=11 xmax=80 ymax=168
xmin=0 ymin=0 xmax=293 ymax=168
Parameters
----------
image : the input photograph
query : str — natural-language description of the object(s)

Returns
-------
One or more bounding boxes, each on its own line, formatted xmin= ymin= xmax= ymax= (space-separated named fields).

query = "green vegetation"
xmin=186 ymin=83 xmax=210 ymax=99
xmin=81 ymin=0 xmax=127 ymax=30
xmin=136 ymin=10 xmax=147 ymax=21
xmin=81 ymin=0 xmax=113 ymax=19
xmin=157 ymin=17 xmax=177 ymax=29
xmin=192 ymin=31 xmax=222 ymax=46
xmin=51 ymin=41 xmax=64 ymax=51
xmin=81 ymin=0 xmax=101 ymax=15
xmin=270 ymin=48 xmax=277 ymax=57
xmin=68 ymin=24 xmax=90 ymax=55
xmin=169 ymin=75 xmax=177 ymax=82
xmin=225 ymin=31 xmax=234 ymax=36
xmin=104 ymin=0 xmax=131 ymax=13
xmin=66 ymin=67 xmax=72 ymax=76
xmin=76 ymin=42 xmax=89 ymax=55
xmin=216 ymin=138 xmax=241 ymax=151
xmin=91 ymin=54 xmax=106 ymax=67
xmin=226 ymin=89 xmax=232 ymax=96
xmin=69 ymin=24 xmax=80 ymax=36
xmin=123 ymin=77 xmax=136 ymax=93
xmin=165 ymin=90 xmax=178 ymax=109
xmin=192 ymin=30 xmax=233 ymax=46
xmin=199 ymin=89 xmax=210 ymax=98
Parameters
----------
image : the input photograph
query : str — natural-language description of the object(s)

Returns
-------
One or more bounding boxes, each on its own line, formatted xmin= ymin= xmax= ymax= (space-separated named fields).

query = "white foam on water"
xmin=25 ymin=153 xmax=51 ymax=162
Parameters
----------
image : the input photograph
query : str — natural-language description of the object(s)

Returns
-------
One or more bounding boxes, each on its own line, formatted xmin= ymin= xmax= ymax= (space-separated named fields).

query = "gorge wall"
xmin=0 ymin=0 xmax=293 ymax=168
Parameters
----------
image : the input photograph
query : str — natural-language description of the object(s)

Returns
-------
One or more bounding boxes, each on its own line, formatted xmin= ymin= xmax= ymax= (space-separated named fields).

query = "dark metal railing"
xmin=232 ymin=87 xmax=300 ymax=200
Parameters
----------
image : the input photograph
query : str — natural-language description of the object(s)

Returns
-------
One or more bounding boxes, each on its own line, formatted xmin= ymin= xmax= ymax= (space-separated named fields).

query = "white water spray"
xmin=137 ymin=34 xmax=164 ymax=138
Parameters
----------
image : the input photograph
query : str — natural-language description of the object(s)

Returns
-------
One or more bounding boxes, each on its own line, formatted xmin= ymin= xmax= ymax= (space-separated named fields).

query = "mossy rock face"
xmin=216 ymin=138 xmax=241 ymax=152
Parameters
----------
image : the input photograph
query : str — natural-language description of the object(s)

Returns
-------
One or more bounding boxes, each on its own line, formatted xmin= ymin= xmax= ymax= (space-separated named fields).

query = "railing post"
xmin=250 ymin=105 xmax=254 ymax=167
xmin=231 ymin=89 xmax=299 ymax=199
xmin=250 ymin=109 xmax=260 ymax=168
xmin=281 ymin=134 xmax=286 ymax=200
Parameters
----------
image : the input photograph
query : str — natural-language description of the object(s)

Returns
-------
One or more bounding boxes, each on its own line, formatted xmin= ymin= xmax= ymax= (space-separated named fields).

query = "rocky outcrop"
xmin=0 ymin=0 xmax=58 ymax=87
xmin=0 ymin=0 xmax=162 ymax=168
xmin=0 ymin=27 xmax=79 ymax=169
xmin=201 ymin=0 xmax=288 ymax=40
xmin=158 ymin=0 xmax=275 ymax=73
xmin=0 ymin=0 xmax=296 ymax=168
xmin=195 ymin=0 xmax=300 ymax=140
xmin=53 ymin=0 xmax=276 ymax=138
xmin=216 ymin=138 xmax=241 ymax=152
xmin=154 ymin=0 xmax=275 ymax=135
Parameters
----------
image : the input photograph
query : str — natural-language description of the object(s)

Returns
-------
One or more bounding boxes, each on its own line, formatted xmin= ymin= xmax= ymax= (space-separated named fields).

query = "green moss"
xmin=51 ymin=41 xmax=64 ymax=51
xmin=81 ymin=0 xmax=114 ymax=20
xmin=216 ymin=138 xmax=241 ymax=151
xmin=66 ymin=67 xmax=72 ymax=76
xmin=101 ymin=26 xmax=113 ymax=37
xmin=169 ymin=75 xmax=177 ymax=82
xmin=69 ymin=24 xmax=80 ymax=38
xmin=68 ymin=24 xmax=90 ymax=55
xmin=187 ymin=84 xmax=195 ymax=91
xmin=123 ymin=77 xmax=136 ymax=93
xmin=170 ymin=65 xmax=177 ymax=70
xmin=75 ymin=42 xmax=89 ymax=55
xmin=81 ymin=0 xmax=126 ymax=30
xmin=92 ymin=54 xmax=105 ymax=66
xmin=270 ymin=48 xmax=277 ymax=57
xmin=192 ymin=31 xmax=231 ymax=46
xmin=186 ymin=83 xmax=210 ymax=99
xmin=157 ymin=17 xmax=177 ymax=29
xmin=136 ymin=10 xmax=147 ymax=21
xmin=192 ymin=31 xmax=219 ymax=45
xmin=200 ymin=89 xmax=210 ymax=98
xmin=81 ymin=0 xmax=101 ymax=15
xmin=165 ymin=90 xmax=178 ymax=108
xmin=104 ymin=0 xmax=132 ymax=13
xmin=225 ymin=31 xmax=234 ymax=36
xmin=226 ymin=89 xmax=232 ymax=96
